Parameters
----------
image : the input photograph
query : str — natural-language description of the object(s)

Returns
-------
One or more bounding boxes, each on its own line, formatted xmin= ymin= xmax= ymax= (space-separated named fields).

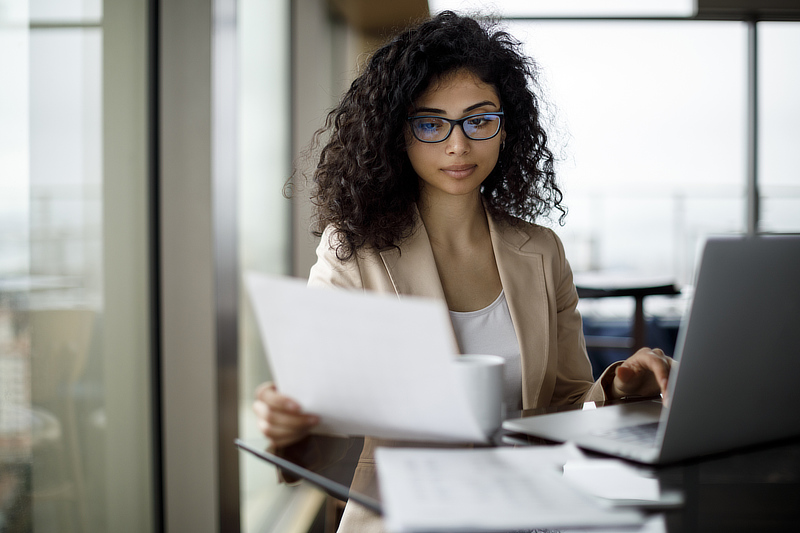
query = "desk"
xmin=245 ymin=402 xmax=800 ymax=532
xmin=504 ymin=402 xmax=800 ymax=532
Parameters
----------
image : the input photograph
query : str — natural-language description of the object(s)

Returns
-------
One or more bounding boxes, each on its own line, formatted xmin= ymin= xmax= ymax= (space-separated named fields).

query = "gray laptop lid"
xmin=655 ymin=235 xmax=800 ymax=462
xmin=503 ymin=235 xmax=800 ymax=464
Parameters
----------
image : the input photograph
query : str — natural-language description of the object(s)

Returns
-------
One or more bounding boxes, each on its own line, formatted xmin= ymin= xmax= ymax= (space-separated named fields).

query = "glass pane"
xmin=430 ymin=0 xmax=696 ymax=18
xmin=30 ymin=0 xmax=102 ymax=23
xmin=759 ymin=22 xmax=800 ymax=233
xmin=509 ymin=20 xmax=747 ymax=286
xmin=237 ymin=0 xmax=297 ymax=531
xmin=28 ymin=26 xmax=104 ymax=532
xmin=0 ymin=3 xmax=31 ymax=530
xmin=1 ymin=5 xmax=153 ymax=531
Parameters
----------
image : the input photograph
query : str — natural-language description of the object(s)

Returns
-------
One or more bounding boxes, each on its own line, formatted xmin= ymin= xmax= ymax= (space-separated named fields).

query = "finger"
xmin=612 ymin=364 xmax=649 ymax=397
xmin=264 ymin=415 xmax=315 ymax=437
xmin=264 ymin=423 xmax=312 ymax=448
xmin=254 ymin=381 xmax=276 ymax=401
xmin=255 ymin=381 xmax=305 ymax=414
xmin=257 ymin=408 xmax=318 ymax=444
xmin=267 ymin=408 xmax=319 ymax=430
xmin=271 ymin=395 xmax=302 ymax=413
xmin=642 ymin=349 xmax=671 ymax=392
xmin=613 ymin=348 xmax=669 ymax=397
xmin=629 ymin=348 xmax=672 ymax=402
xmin=615 ymin=354 xmax=651 ymax=384
xmin=254 ymin=394 xmax=319 ymax=433
xmin=252 ymin=396 xmax=268 ymax=419
xmin=254 ymin=382 xmax=282 ymax=415
xmin=614 ymin=363 xmax=634 ymax=383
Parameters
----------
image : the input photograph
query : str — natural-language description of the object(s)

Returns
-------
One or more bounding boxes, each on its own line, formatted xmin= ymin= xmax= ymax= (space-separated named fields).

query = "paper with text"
xmin=246 ymin=273 xmax=487 ymax=443
xmin=376 ymin=445 xmax=644 ymax=532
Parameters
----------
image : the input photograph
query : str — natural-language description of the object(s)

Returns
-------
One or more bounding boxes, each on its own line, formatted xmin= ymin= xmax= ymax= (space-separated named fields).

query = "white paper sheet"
xmin=245 ymin=273 xmax=487 ymax=443
xmin=563 ymin=459 xmax=660 ymax=501
xmin=375 ymin=445 xmax=644 ymax=532
xmin=562 ymin=515 xmax=667 ymax=533
xmin=563 ymin=458 xmax=684 ymax=509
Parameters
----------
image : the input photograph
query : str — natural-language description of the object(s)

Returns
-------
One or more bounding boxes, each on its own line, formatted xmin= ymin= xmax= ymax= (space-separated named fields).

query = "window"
xmin=237 ymin=0 xmax=299 ymax=530
xmin=759 ymin=22 xmax=800 ymax=234
xmin=509 ymin=20 xmax=748 ymax=285
xmin=0 ymin=1 xmax=154 ymax=531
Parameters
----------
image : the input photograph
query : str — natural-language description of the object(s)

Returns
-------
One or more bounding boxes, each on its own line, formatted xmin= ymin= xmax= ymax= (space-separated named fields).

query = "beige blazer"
xmin=306 ymin=210 xmax=615 ymax=532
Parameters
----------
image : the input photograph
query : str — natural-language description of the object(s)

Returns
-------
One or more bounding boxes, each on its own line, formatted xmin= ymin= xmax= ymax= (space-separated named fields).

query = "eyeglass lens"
xmin=410 ymin=113 xmax=502 ymax=143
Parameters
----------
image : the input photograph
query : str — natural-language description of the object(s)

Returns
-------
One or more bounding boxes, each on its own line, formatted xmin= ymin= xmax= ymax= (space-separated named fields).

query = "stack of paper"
xmin=376 ymin=444 xmax=647 ymax=532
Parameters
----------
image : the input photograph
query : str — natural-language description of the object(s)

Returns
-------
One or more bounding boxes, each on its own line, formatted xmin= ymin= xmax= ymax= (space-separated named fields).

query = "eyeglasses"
xmin=407 ymin=111 xmax=504 ymax=143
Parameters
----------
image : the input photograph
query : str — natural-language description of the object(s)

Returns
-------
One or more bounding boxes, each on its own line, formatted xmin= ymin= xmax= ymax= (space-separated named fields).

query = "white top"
xmin=449 ymin=290 xmax=522 ymax=412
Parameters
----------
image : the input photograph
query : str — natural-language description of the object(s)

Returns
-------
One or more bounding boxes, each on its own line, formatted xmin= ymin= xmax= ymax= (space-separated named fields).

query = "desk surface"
xmin=245 ymin=402 xmax=800 ymax=532
xmin=504 ymin=402 xmax=800 ymax=532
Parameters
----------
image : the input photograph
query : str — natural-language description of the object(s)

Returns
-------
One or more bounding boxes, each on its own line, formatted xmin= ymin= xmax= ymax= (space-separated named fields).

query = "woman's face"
xmin=406 ymin=69 xmax=504 ymax=202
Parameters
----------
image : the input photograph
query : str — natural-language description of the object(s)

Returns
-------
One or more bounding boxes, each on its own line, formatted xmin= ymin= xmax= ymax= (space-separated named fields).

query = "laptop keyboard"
xmin=592 ymin=421 xmax=660 ymax=447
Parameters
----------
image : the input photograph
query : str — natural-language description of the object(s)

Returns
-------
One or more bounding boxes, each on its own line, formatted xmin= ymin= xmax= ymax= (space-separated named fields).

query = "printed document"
xmin=246 ymin=273 xmax=486 ymax=443
xmin=376 ymin=445 xmax=645 ymax=532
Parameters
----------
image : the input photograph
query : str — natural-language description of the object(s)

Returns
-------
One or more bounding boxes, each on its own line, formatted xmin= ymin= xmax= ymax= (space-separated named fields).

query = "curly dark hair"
xmin=310 ymin=10 xmax=565 ymax=260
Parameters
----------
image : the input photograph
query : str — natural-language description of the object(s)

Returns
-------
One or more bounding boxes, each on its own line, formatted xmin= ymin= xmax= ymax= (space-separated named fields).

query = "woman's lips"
xmin=441 ymin=164 xmax=476 ymax=179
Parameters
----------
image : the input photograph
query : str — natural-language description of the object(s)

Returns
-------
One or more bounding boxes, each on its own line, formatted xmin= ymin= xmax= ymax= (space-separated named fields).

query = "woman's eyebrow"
xmin=412 ymin=101 xmax=500 ymax=115
xmin=464 ymin=101 xmax=499 ymax=113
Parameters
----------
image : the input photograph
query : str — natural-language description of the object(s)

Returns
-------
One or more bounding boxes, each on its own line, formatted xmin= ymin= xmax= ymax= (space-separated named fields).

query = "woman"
xmin=254 ymin=11 xmax=672 ymax=532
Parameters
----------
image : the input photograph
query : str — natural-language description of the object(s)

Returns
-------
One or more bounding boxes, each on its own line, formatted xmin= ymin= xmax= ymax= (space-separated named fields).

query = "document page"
xmin=246 ymin=273 xmax=486 ymax=443
xmin=376 ymin=445 xmax=644 ymax=532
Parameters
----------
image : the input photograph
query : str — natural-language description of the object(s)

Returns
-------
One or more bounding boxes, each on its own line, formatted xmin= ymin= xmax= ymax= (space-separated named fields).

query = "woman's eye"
xmin=415 ymin=118 xmax=445 ymax=133
xmin=467 ymin=117 xmax=488 ymax=127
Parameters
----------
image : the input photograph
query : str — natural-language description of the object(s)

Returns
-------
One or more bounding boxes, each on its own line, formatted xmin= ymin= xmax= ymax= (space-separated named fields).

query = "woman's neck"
xmin=417 ymin=188 xmax=501 ymax=313
xmin=417 ymin=190 xmax=488 ymax=250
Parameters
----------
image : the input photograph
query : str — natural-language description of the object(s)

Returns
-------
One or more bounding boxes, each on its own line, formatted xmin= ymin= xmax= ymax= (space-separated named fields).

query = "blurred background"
xmin=1 ymin=1 xmax=798 ymax=532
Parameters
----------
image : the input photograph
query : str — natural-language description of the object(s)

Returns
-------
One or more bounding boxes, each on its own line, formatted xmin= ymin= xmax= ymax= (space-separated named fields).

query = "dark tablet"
xmin=235 ymin=438 xmax=383 ymax=515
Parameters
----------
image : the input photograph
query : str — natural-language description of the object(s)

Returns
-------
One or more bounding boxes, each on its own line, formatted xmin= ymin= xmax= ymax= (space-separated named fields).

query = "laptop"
xmin=503 ymin=235 xmax=800 ymax=464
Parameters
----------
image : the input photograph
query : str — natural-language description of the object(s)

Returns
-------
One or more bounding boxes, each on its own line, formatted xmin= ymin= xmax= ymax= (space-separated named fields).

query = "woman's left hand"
xmin=610 ymin=348 xmax=674 ymax=404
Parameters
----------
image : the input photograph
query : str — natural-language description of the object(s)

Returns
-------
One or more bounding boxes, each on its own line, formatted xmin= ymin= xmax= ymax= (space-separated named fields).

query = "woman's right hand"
xmin=253 ymin=382 xmax=320 ymax=448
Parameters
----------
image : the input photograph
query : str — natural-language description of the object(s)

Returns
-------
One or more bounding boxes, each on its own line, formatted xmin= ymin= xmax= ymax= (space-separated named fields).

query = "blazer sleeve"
xmin=548 ymin=229 xmax=615 ymax=405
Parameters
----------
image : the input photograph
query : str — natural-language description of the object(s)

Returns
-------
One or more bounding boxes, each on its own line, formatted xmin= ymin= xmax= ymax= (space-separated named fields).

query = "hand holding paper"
xmin=246 ymin=273 xmax=489 ymax=443
xmin=252 ymin=381 xmax=320 ymax=448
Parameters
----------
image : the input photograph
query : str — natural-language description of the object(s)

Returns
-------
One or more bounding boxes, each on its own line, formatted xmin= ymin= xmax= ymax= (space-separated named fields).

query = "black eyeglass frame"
xmin=406 ymin=111 xmax=505 ymax=143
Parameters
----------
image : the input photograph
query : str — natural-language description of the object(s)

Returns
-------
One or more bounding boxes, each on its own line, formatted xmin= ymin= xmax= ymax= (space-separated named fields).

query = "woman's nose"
xmin=445 ymin=125 xmax=470 ymax=155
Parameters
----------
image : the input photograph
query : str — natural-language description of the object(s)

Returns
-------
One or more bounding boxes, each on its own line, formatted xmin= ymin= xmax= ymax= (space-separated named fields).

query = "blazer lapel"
xmin=487 ymin=216 xmax=552 ymax=408
xmin=378 ymin=208 xmax=554 ymax=408
xmin=378 ymin=215 xmax=447 ymax=301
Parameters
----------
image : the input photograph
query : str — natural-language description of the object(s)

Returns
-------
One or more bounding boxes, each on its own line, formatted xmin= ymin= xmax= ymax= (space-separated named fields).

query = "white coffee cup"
xmin=454 ymin=354 xmax=505 ymax=436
